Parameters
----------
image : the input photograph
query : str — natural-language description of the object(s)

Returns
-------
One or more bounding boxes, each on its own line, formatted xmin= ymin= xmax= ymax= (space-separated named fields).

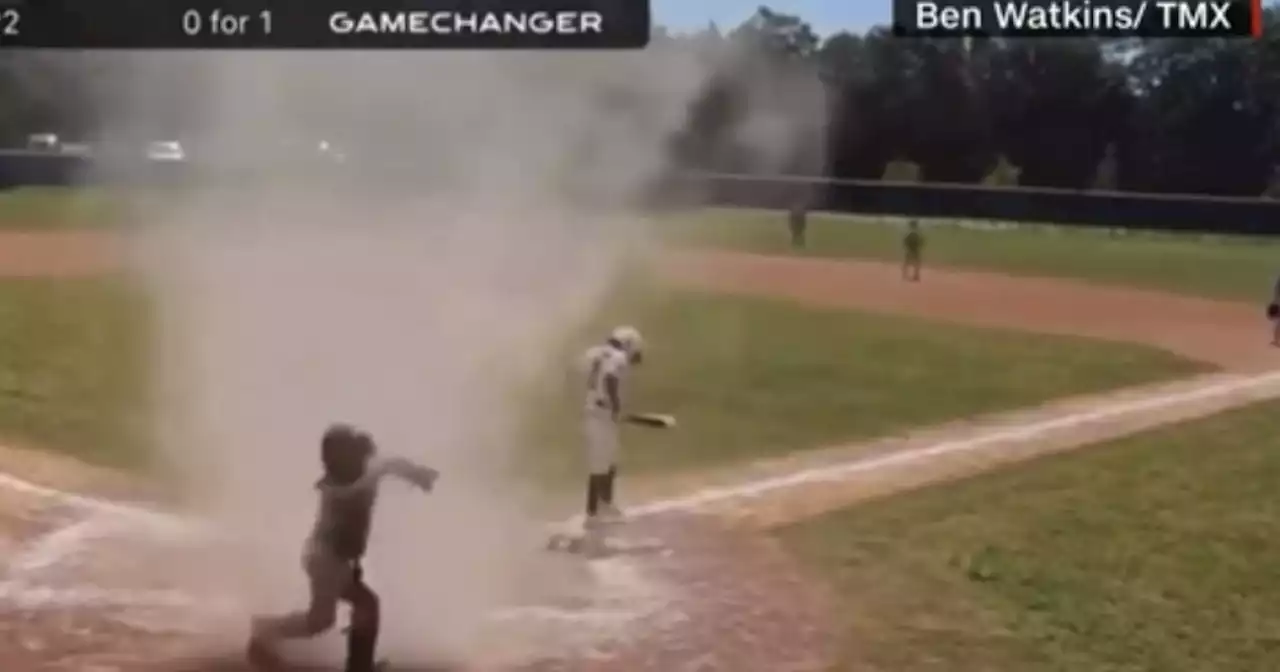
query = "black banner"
xmin=0 ymin=0 xmax=649 ymax=49
xmin=892 ymin=0 xmax=1257 ymax=37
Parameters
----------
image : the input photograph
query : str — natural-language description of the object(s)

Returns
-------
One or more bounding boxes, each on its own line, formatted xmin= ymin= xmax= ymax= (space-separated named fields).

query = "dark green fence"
xmin=4 ymin=150 xmax=1280 ymax=235
xmin=678 ymin=172 xmax=1280 ymax=235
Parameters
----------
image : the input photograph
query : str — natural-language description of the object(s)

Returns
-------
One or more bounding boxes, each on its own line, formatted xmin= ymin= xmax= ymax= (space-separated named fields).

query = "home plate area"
xmin=1 ymin=512 xmax=832 ymax=671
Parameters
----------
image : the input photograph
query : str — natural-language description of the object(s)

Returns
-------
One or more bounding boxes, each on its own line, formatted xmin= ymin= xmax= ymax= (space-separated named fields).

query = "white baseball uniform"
xmin=582 ymin=343 xmax=629 ymax=475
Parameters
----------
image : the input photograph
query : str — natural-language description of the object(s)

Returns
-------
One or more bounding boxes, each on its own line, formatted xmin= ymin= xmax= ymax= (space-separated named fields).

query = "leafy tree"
xmin=988 ymin=39 xmax=1131 ymax=189
xmin=4 ymin=3 xmax=1280 ymax=201
xmin=1123 ymin=36 xmax=1276 ymax=195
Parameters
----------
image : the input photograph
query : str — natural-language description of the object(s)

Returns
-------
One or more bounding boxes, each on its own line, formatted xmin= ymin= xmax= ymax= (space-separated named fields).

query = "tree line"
xmin=664 ymin=5 xmax=1280 ymax=197
xmin=2 ymin=6 xmax=1278 ymax=198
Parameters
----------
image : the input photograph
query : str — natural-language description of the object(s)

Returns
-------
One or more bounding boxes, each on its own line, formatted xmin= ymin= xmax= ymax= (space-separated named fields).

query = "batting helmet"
xmin=609 ymin=325 xmax=644 ymax=362
xmin=321 ymin=423 xmax=376 ymax=484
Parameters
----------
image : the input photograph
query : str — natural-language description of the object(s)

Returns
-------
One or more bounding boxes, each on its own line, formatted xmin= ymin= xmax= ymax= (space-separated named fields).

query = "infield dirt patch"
xmin=0 ymin=231 xmax=119 ymax=278
xmin=662 ymin=250 xmax=1269 ymax=370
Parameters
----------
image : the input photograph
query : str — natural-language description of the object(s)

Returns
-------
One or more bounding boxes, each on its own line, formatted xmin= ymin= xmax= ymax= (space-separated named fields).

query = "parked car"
xmin=145 ymin=140 xmax=185 ymax=162
xmin=317 ymin=140 xmax=346 ymax=163
xmin=26 ymin=133 xmax=59 ymax=151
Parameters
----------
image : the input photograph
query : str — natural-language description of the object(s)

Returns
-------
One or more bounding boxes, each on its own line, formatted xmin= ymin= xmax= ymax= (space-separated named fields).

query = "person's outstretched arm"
xmin=378 ymin=456 xmax=439 ymax=492
xmin=320 ymin=457 xmax=438 ymax=499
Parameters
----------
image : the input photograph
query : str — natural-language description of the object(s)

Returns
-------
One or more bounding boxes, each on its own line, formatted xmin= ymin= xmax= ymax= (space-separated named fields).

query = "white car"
xmin=27 ymin=133 xmax=59 ymax=151
xmin=317 ymin=140 xmax=346 ymax=163
xmin=146 ymin=141 xmax=185 ymax=162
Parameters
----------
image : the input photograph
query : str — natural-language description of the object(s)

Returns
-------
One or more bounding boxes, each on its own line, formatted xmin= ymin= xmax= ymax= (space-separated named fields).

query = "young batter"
xmin=246 ymin=424 xmax=438 ymax=671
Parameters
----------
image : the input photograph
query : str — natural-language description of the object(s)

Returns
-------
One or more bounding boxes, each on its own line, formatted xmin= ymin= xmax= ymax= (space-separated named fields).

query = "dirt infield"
xmin=0 ymin=232 xmax=1277 ymax=670
xmin=661 ymin=250 xmax=1268 ymax=370
xmin=0 ymin=231 xmax=120 ymax=278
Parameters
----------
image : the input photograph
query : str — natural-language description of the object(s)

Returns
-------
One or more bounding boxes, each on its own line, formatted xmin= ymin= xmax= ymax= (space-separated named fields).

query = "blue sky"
xmin=651 ymin=1 xmax=888 ymax=36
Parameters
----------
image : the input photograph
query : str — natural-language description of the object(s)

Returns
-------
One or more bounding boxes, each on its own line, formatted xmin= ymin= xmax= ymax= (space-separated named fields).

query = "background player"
xmin=1269 ymin=273 xmax=1280 ymax=346
xmin=788 ymin=200 xmax=808 ymax=249
xmin=902 ymin=219 xmax=924 ymax=282
xmin=246 ymin=423 xmax=439 ymax=672
xmin=581 ymin=325 xmax=643 ymax=528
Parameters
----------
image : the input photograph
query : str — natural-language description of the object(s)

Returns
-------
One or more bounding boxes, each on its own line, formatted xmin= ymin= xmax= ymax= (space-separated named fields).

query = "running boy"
xmin=246 ymin=423 xmax=439 ymax=672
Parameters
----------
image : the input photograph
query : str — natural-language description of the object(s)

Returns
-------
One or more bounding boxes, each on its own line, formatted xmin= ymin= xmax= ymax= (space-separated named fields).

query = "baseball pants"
xmin=253 ymin=545 xmax=381 ymax=671
xmin=583 ymin=410 xmax=621 ymax=517
xmin=583 ymin=410 xmax=619 ymax=475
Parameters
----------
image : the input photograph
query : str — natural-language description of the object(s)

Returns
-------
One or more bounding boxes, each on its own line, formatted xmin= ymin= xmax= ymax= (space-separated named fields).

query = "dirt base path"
xmin=642 ymin=249 xmax=1280 ymax=522
xmin=662 ymin=250 xmax=1271 ymax=370
xmin=0 ymin=231 xmax=119 ymax=278
xmin=622 ymin=370 xmax=1280 ymax=529
xmin=1 ymin=233 xmax=1279 ymax=671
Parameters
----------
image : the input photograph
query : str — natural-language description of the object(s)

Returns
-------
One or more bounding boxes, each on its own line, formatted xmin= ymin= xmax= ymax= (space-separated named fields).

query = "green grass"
xmin=524 ymin=283 xmax=1207 ymax=482
xmin=0 ymin=187 xmax=126 ymax=229
xmin=5 ymin=191 xmax=1276 ymax=301
xmin=780 ymin=398 xmax=1280 ymax=672
xmin=666 ymin=209 xmax=1280 ymax=303
xmin=0 ymin=276 xmax=153 ymax=468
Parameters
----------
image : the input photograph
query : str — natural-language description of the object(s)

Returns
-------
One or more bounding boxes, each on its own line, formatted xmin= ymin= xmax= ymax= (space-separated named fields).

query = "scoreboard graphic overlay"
xmin=0 ymin=0 xmax=650 ymax=48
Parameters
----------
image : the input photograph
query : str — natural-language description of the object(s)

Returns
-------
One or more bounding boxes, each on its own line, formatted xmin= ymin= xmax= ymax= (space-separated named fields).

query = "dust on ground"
xmin=0 ymin=231 xmax=1277 ymax=670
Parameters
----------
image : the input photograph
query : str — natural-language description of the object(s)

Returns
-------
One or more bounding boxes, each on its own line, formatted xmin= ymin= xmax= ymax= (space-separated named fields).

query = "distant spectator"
xmin=788 ymin=201 xmax=807 ymax=249
xmin=903 ymin=220 xmax=924 ymax=282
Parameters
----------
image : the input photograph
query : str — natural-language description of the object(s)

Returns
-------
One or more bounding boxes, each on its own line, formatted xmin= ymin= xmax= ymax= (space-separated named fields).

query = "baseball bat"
xmin=624 ymin=412 xmax=676 ymax=428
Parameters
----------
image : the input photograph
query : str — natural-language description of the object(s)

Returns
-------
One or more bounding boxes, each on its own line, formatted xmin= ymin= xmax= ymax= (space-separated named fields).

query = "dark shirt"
xmin=309 ymin=457 xmax=436 ymax=560
xmin=904 ymin=230 xmax=922 ymax=253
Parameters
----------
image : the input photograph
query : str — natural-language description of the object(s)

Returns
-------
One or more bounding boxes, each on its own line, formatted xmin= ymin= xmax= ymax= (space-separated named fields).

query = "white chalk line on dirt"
xmin=5 ymin=368 xmax=1280 ymax=614
xmin=622 ymin=368 xmax=1280 ymax=517
xmin=7 ymin=514 xmax=108 ymax=576
xmin=0 ymin=469 xmax=195 ymax=537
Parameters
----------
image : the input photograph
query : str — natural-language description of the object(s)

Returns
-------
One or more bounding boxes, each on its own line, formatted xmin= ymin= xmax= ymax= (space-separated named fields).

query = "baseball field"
xmin=0 ymin=190 xmax=1276 ymax=671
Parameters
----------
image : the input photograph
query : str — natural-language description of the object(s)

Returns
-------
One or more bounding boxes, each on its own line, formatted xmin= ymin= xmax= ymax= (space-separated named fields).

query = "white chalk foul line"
xmin=10 ymin=370 xmax=1280 ymax=536
xmin=0 ymin=469 xmax=194 ymax=537
xmin=7 ymin=514 xmax=111 ymax=577
xmin=6 ymin=369 xmax=1280 ymax=612
xmin=622 ymin=369 xmax=1280 ymax=518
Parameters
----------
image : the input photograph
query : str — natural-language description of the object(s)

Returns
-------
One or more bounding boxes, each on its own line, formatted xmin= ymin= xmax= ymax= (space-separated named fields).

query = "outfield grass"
xmin=0 ymin=276 xmax=152 ymax=468
xmin=524 ymin=283 xmax=1207 ymax=482
xmin=780 ymin=398 xmax=1280 ymax=672
xmin=6 ymin=190 xmax=1275 ymax=301
xmin=665 ymin=209 xmax=1280 ymax=303
xmin=0 ymin=187 xmax=126 ymax=229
